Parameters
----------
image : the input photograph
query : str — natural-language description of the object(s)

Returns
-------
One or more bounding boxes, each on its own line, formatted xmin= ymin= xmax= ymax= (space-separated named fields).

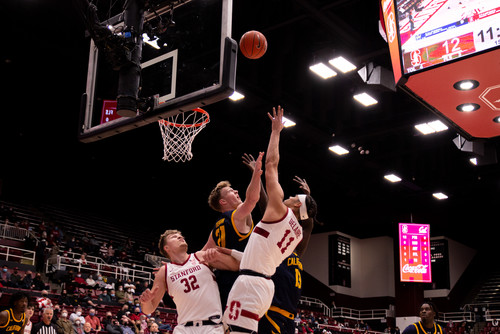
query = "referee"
xmin=31 ymin=308 xmax=58 ymax=334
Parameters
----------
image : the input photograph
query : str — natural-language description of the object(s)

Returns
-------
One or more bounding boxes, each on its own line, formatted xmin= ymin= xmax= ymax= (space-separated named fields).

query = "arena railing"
xmin=330 ymin=307 xmax=388 ymax=321
xmin=0 ymin=244 xmax=36 ymax=265
xmin=144 ymin=253 xmax=169 ymax=268
xmin=46 ymin=251 xmax=155 ymax=283
xmin=318 ymin=323 xmax=384 ymax=334
xmin=0 ymin=222 xmax=30 ymax=241
xmin=439 ymin=311 xmax=475 ymax=323
xmin=298 ymin=296 xmax=331 ymax=316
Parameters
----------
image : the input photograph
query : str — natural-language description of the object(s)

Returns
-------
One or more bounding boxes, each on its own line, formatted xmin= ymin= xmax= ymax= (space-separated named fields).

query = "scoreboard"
xmin=329 ymin=234 xmax=351 ymax=287
xmin=399 ymin=223 xmax=432 ymax=283
xmin=400 ymin=0 xmax=500 ymax=74
xmin=382 ymin=0 xmax=500 ymax=79
xmin=380 ymin=0 xmax=500 ymax=139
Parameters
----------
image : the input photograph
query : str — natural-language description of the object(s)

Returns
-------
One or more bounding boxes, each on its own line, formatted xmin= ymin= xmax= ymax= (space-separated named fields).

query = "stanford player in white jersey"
xmin=140 ymin=230 xmax=240 ymax=334
xmin=223 ymin=106 xmax=318 ymax=334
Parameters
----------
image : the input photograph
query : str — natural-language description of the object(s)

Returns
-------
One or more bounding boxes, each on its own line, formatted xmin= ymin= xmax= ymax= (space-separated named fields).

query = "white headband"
xmin=297 ymin=194 xmax=309 ymax=220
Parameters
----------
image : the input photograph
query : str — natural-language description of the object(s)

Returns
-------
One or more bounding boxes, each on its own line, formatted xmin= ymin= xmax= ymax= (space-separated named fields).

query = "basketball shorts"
xmin=258 ymin=310 xmax=295 ymax=334
xmin=173 ymin=323 xmax=224 ymax=334
xmin=223 ymin=275 xmax=275 ymax=332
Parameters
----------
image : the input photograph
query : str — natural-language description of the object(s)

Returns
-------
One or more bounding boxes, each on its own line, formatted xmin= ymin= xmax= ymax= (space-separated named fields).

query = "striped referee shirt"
xmin=30 ymin=322 xmax=58 ymax=334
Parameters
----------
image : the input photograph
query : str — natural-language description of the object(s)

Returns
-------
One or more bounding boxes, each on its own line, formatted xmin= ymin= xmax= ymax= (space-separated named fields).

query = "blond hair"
xmin=158 ymin=229 xmax=182 ymax=258
xmin=208 ymin=180 xmax=231 ymax=212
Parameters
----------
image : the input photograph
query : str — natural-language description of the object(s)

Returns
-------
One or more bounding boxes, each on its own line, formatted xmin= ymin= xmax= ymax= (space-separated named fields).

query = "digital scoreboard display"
xmin=399 ymin=223 xmax=432 ymax=283
xmin=394 ymin=0 xmax=500 ymax=74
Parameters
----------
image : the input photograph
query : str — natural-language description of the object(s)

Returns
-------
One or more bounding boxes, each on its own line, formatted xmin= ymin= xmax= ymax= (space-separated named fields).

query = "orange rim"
xmin=159 ymin=108 xmax=210 ymax=128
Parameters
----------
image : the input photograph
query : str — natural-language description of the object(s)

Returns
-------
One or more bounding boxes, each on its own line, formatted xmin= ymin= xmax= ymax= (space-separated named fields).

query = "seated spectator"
xmin=72 ymin=318 xmax=85 ymax=334
xmin=119 ymin=315 xmax=138 ymax=334
xmin=123 ymin=280 xmax=136 ymax=293
xmin=24 ymin=304 xmax=35 ymax=334
xmin=66 ymin=237 xmax=79 ymax=253
xmin=61 ymin=269 xmax=75 ymax=289
xmin=116 ymin=285 xmax=126 ymax=304
xmin=138 ymin=315 xmax=147 ymax=334
xmin=84 ymin=308 xmax=101 ymax=331
xmin=123 ymin=287 xmax=134 ymax=305
xmin=21 ymin=270 xmax=34 ymax=289
xmin=83 ymin=322 xmax=94 ymax=334
xmin=148 ymin=322 xmax=161 ymax=334
xmin=99 ymin=243 xmax=108 ymax=259
xmin=128 ymin=307 xmax=142 ymax=322
xmin=0 ymin=265 xmax=11 ymax=286
xmin=73 ymin=272 xmax=87 ymax=289
xmin=94 ymin=275 xmax=107 ymax=289
xmin=116 ymin=304 xmax=130 ymax=320
xmin=70 ymin=306 xmax=86 ymax=325
xmin=58 ymin=290 xmax=74 ymax=307
xmin=36 ymin=290 xmax=54 ymax=310
xmin=32 ymin=308 xmax=58 ymax=334
xmin=56 ymin=309 xmax=73 ymax=334
xmin=105 ymin=316 xmax=123 ymax=334
xmin=98 ymin=289 xmax=111 ymax=304
xmin=134 ymin=281 xmax=144 ymax=296
xmin=109 ymin=290 xmax=118 ymax=304
xmin=9 ymin=267 xmax=22 ymax=288
xmin=32 ymin=273 xmax=49 ymax=291
xmin=85 ymin=275 xmax=96 ymax=288
xmin=80 ymin=292 xmax=98 ymax=309
xmin=151 ymin=310 xmax=170 ymax=331
xmin=107 ymin=245 xmax=117 ymax=264
xmin=75 ymin=253 xmax=88 ymax=266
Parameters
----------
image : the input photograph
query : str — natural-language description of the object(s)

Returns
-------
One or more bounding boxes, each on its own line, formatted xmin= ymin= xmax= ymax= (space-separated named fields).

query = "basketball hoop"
xmin=158 ymin=108 xmax=210 ymax=162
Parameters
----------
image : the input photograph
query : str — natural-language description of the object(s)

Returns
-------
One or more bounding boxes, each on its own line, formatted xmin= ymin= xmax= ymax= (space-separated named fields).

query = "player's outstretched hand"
xmin=139 ymin=285 xmax=160 ymax=304
xmin=293 ymin=175 xmax=311 ymax=195
xmin=242 ymin=153 xmax=256 ymax=171
xmin=267 ymin=105 xmax=284 ymax=132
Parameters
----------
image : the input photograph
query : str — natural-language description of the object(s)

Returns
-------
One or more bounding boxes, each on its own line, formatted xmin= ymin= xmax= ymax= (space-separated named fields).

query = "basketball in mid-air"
xmin=239 ymin=30 xmax=267 ymax=59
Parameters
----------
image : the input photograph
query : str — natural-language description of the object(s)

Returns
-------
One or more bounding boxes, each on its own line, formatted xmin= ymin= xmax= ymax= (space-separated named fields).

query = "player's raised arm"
xmin=233 ymin=152 xmax=264 ymax=221
xmin=262 ymin=106 xmax=287 ymax=222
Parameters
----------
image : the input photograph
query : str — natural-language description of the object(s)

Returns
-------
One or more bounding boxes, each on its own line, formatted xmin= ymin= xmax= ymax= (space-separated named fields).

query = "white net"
xmin=158 ymin=108 xmax=210 ymax=162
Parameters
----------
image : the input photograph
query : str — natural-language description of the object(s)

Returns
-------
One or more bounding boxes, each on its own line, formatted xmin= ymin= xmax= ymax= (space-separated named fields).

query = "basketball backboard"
xmin=78 ymin=0 xmax=236 ymax=143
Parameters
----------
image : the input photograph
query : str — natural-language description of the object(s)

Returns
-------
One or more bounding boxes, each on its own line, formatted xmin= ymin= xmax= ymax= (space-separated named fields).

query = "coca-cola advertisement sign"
xmin=399 ymin=223 xmax=432 ymax=283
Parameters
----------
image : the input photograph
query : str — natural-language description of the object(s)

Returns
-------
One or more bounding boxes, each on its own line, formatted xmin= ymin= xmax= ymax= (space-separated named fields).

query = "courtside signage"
xmin=399 ymin=223 xmax=432 ymax=283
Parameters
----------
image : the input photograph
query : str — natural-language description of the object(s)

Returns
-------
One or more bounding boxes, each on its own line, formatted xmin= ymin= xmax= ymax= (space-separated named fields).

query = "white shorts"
xmin=173 ymin=324 xmax=224 ymax=334
xmin=223 ymin=275 xmax=275 ymax=332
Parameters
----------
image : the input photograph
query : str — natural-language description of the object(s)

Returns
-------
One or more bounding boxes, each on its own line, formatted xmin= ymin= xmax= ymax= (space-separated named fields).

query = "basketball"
xmin=239 ymin=30 xmax=267 ymax=59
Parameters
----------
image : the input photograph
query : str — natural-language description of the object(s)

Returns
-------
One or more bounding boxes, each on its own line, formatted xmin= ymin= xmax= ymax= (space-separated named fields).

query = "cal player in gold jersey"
xmin=205 ymin=152 xmax=265 ymax=309
xmin=0 ymin=292 xmax=29 ymax=334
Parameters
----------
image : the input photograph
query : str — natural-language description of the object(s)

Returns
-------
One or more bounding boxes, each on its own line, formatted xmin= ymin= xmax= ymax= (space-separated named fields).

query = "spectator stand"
xmin=298 ymin=296 xmax=333 ymax=317
xmin=0 ymin=243 xmax=36 ymax=266
xmin=144 ymin=254 xmax=169 ymax=268
xmin=47 ymin=250 xmax=154 ymax=288
xmin=0 ymin=221 xmax=32 ymax=242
